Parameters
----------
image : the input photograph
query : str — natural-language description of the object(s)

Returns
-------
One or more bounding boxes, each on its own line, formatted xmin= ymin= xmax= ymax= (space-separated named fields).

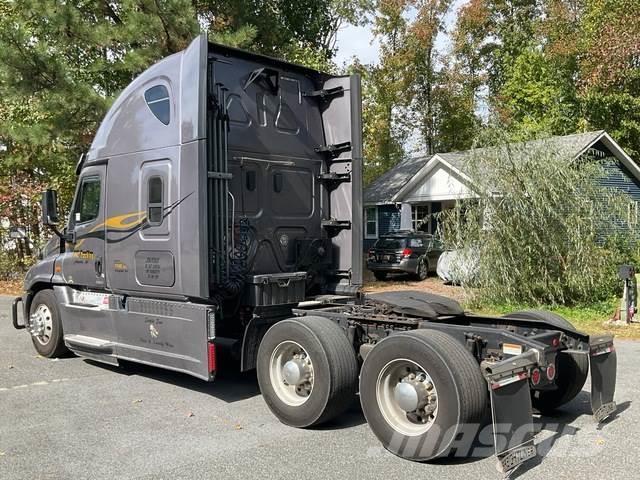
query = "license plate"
xmin=383 ymin=255 xmax=392 ymax=262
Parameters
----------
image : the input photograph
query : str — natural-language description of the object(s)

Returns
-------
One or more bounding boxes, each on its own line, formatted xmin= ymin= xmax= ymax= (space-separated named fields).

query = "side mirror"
xmin=41 ymin=189 xmax=60 ymax=226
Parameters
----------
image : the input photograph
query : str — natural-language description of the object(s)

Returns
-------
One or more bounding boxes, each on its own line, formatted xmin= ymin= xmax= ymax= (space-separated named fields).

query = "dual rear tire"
xmin=256 ymin=316 xmax=359 ymax=427
xmin=258 ymin=318 xmax=488 ymax=461
xmin=360 ymin=330 xmax=488 ymax=460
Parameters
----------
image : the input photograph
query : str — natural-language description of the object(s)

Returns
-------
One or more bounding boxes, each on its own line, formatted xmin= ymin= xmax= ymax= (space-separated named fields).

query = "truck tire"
xmin=373 ymin=271 xmax=387 ymax=281
xmin=359 ymin=330 xmax=488 ymax=461
xmin=504 ymin=310 xmax=589 ymax=413
xmin=29 ymin=289 xmax=68 ymax=358
xmin=257 ymin=316 xmax=358 ymax=428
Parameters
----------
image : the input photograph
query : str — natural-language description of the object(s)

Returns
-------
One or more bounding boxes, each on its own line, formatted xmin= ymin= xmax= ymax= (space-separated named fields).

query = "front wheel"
xmin=360 ymin=330 xmax=488 ymax=461
xmin=257 ymin=316 xmax=358 ymax=428
xmin=29 ymin=289 xmax=68 ymax=358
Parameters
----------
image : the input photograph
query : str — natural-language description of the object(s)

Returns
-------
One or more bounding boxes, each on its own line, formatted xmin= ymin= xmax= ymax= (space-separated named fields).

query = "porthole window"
xmin=144 ymin=85 xmax=171 ymax=125
xmin=147 ymin=176 xmax=164 ymax=226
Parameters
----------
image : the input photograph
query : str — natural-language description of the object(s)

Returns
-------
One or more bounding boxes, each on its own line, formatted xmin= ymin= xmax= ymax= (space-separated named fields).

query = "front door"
xmin=59 ymin=164 xmax=107 ymax=290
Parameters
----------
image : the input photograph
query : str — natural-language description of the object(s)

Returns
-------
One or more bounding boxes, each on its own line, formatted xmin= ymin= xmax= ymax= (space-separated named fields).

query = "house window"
xmin=365 ymin=207 xmax=378 ymax=239
xmin=144 ymin=85 xmax=171 ymax=125
xmin=412 ymin=205 xmax=431 ymax=232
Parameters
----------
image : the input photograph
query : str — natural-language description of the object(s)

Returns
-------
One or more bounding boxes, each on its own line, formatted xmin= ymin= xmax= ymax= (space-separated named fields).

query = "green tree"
xmin=405 ymin=0 xmax=452 ymax=155
xmin=360 ymin=0 xmax=412 ymax=185
xmin=498 ymin=48 xmax=579 ymax=137
xmin=0 ymin=0 xmax=369 ymax=267
xmin=578 ymin=0 xmax=640 ymax=157
xmin=431 ymin=63 xmax=479 ymax=152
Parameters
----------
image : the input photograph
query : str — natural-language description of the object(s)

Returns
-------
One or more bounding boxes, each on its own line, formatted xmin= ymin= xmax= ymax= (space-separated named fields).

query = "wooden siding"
xmin=599 ymin=158 xmax=640 ymax=202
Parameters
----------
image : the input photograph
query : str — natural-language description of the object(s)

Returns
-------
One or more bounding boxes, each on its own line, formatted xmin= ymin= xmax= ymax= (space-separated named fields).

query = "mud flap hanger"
xmin=482 ymin=350 xmax=538 ymax=475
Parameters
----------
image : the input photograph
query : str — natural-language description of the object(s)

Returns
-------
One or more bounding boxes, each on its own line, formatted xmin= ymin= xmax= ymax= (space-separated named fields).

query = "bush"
xmin=440 ymin=136 xmax=639 ymax=306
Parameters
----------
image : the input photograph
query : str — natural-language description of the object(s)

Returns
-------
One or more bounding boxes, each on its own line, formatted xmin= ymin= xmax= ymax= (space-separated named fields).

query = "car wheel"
xmin=374 ymin=271 xmax=388 ymax=281
xmin=415 ymin=258 xmax=429 ymax=281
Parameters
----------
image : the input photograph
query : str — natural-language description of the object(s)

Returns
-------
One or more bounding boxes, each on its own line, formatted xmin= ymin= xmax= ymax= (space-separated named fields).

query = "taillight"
xmin=368 ymin=249 xmax=375 ymax=258
xmin=402 ymin=248 xmax=413 ymax=258
xmin=531 ymin=368 xmax=541 ymax=385
xmin=546 ymin=363 xmax=556 ymax=381
xmin=208 ymin=342 xmax=216 ymax=373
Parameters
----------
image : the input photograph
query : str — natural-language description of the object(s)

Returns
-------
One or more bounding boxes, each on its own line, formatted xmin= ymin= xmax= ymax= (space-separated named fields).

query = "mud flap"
xmin=589 ymin=335 xmax=617 ymax=423
xmin=482 ymin=350 xmax=538 ymax=475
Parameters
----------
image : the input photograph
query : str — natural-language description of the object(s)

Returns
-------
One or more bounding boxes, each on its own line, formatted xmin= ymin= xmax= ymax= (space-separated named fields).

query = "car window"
xmin=74 ymin=176 xmax=101 ymax=224
xmin=409 ymin=238 xmax=423 ymax=248
xmin=374 ymin=238 xmax=406 ymax=249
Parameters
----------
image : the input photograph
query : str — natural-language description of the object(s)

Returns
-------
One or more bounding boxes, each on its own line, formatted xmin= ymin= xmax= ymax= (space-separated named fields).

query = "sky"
xmin=334 ymin=0 xmax=467 ymax=68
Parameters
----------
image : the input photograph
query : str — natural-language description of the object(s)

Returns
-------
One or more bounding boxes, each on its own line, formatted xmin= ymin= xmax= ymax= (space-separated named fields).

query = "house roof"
xmin=364 ymin=130 xmax=637 ymax=205
xmin=363 ymin=154 xmax=430 ymax=204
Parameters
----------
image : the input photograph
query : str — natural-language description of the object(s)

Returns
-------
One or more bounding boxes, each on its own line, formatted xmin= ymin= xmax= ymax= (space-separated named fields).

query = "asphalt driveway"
xmin=0 ymin=295 xmax=637 ymax=479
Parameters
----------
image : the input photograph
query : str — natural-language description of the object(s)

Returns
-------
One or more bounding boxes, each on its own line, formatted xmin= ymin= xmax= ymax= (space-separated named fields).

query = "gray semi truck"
xmin=10 ymin=35 xmax=616 ymax=474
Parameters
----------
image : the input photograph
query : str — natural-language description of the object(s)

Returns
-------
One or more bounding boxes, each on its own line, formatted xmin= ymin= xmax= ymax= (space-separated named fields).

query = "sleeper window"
xmin=147 ymin=176 xmax=164 ymax=226
xmin=144 ymin=85 xmax=171 ymax=125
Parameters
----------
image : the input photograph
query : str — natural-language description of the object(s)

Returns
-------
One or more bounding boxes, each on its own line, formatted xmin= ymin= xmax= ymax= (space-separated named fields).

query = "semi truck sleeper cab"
xmin=10 ymin=35 xmax=617 ymax=475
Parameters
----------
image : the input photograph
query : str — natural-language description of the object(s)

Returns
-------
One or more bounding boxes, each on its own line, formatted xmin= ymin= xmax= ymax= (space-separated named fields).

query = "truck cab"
xmin=10 ymin=35 xmax=617 ymax=476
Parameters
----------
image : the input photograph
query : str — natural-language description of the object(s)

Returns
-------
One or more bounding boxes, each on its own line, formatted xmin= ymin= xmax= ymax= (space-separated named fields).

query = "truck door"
xmin=60 ymin=164 xmax=107 ymax=290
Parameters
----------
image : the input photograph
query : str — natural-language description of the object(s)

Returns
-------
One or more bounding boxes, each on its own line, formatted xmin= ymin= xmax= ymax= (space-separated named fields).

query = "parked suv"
xmin=367 ymin=231 xmax=444 ymax=281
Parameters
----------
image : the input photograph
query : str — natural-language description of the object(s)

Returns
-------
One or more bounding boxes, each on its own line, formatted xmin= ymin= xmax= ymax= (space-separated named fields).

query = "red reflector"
xmin=208 ymin=342 xmax=216 ymax=373
xmin=546 ymin=363 xmax=556 ymax=381
xmin=531 ymin=368 xmax=541 ymax=385
xmin=552 ymin=337 xmax=560 ymax=347
xmin=402 ymin=248 xmax=413 ymax=257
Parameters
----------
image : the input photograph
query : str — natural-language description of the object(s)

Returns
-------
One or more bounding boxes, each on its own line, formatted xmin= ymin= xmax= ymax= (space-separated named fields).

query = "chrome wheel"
xmin=30 ymin=303 xmax=53 ymax=346
xmin=376 ymin=358 xmax=438 ymax=436
xmin=269 ymin=340 xmax=314 ymax=406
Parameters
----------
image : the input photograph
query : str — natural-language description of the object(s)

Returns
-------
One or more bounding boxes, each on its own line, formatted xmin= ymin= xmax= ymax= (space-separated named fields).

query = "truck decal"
xmin=73 ymin=192 xmax=193 ymax=248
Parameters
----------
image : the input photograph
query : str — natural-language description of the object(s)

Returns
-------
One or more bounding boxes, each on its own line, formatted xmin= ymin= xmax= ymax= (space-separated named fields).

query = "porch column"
xmin=399 ymin=203 xmax=412 ymax=230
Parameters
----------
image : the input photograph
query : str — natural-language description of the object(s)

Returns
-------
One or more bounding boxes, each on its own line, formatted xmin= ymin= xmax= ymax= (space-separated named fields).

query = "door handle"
xmin=95 ymin=256 xmax=103 ymax=277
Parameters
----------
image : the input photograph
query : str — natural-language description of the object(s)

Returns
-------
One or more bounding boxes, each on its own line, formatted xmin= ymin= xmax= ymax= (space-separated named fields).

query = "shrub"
xmin=440 ymin=136 xmax=639 ymax=306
